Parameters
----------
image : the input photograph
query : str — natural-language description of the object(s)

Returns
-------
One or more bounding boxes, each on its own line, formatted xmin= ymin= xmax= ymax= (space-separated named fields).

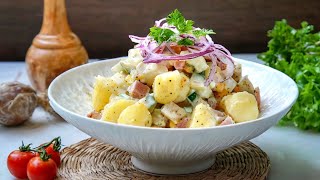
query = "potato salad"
xmin=88 ymin=9 xmax=261 ymax=128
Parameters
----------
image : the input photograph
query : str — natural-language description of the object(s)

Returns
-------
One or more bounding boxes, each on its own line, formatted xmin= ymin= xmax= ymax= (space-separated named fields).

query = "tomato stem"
xmin=34 ymin=137 xmax=62 ymax=151
xmin=39 ymin=148 xmax=51 ymax=161
xmin=19 ymin=141 xmax=32 ymax=152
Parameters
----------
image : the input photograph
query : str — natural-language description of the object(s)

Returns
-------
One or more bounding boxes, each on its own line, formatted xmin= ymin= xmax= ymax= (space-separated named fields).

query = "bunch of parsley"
xmin=149 ymin=9 xmax=215 ymax=45
xmin=258 ymin=20 xmax=320 ymax=131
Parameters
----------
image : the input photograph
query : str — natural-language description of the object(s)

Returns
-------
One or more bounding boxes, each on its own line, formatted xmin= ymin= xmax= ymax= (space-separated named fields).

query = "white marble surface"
xmin=0 ymin=55 xmax=319 ymax=180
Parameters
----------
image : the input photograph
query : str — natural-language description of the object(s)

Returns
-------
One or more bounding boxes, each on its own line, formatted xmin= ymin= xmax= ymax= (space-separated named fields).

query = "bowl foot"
xmin=131 ymin=155 xmax=216 ymax=175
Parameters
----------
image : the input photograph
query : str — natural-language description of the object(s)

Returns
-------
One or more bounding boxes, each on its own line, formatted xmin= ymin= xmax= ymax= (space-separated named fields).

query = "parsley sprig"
xmin=167 ymin=9 xmax=194 ymax=33
xmin=149 ymin=9 xmax=215 ymax=45
xmin=149 ymin=27 xmax=175 ymax=44
xmin=258 ymin=19 xmax=320 ymax=131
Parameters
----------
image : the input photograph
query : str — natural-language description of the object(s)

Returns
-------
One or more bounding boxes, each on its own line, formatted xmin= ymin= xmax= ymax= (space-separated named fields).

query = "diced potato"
xmin=168 ymin=120 xmax=177 ymax=128
xmin=183 ymin=64 xmax=194 ymax=73
xmin=109 ymin=93 xmax=132 ymax=103
xmin=237 ymin=75 xmax=255 ymax=94
xmin=213 ymin=78 xmax=237 ymax=93
xmin=125 ymin=69 xmax=138 ymax=85
xmin=174 ymin=73 xmax=190 ymax=103
xmin=111 ymin=49 xmax=143 ymax=73
xmin=188 ymin=103 xmax=217 ymax=128
xmin=232 ymin=62 xmax=242 ymax=82
xmin=186 ymin=56 xmax=209 ymax=73
xmin=223 ymin=78 xmax=237 ymax=92
xmin=92 ymin=76 xmax=119 ymax=111
xmin=136 ymin=62 xmax=168 ymax=86
xmin=215 ymin=67 xmax=226 ymax=82
xmin=101 ymin=99 xmax=135 ymax=123
xmin=128 ymin=48 xmax=143 ymax=63
xmin=151 ymin=109 xmax=168 ymax=127
xmin=190 ymin=73 xmax=212 ymax=98
xmin=138 ymin=94 xmax=157 ymax=112
xmin=153 ymin=70 xmax=182 ymax=104
xmin=161 ymin=102 xmax=186 ymax=124
xmin=181 ymin=51 xmax=209 ymax=73
xmin=127 ymin=48 xmax=144 ymax=66
xmin=111 ymin=72 xmax=128 ymax=89
xmin=221 ymin=91 xmax=259 ymax=123
xmin=111 ymin=62 xmax=124 ymax=73
xmin=118 ymin=103 xmax=152 ymax=127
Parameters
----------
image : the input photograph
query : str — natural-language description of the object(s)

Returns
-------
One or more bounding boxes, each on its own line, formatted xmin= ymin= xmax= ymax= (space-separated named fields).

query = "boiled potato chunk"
xmin=237 ymin=75 xmax=255 ymax=94
xmin=221 ymin=91 xmax=259 ymax=122
xmin=189 ymin=103 xmax=217 ymax=128
xmin=101 ymin=99 xmax=135 ymax=123
xmin=161 ymin=102 xmax=186 ymax=124
xmin=174 ymin=73 xmax=190 ymax=103
xmin=151 ymin=109 xmax=168 ymax=127
xmin=232 ymin=62 xmax=242 ymax=82
xmin=153 ymin=70 xmax=182 ymax=104
xmin=181 ymin=51 xmax=209 ymax=73
xmin=118 ymin=103 xmax=152 ymax=127
xmin=136 ymin=62 xmax=168 ymax=86
xmin=92 ymin=76 xmax=118 ymax=111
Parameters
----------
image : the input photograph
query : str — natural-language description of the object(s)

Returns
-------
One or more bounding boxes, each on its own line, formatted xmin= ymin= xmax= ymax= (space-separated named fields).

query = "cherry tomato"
xmin=7 ymin=150 xmax=36 ymax=179
xmin=44 ymin=144 xmax=61 ymax=167
xmin=36 ymin=137 xmax=61 ymax=167
xmin=27 ymin=156 xmax=57 ymax=180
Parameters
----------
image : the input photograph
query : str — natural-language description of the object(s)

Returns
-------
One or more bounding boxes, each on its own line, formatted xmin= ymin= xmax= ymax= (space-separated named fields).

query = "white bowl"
xmin=48 ymin=57 xmax=298 ymax=175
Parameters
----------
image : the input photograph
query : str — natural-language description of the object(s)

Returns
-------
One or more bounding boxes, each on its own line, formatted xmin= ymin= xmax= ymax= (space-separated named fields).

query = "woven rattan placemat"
xmin=57 ymin=138 xmax=270 ymax=180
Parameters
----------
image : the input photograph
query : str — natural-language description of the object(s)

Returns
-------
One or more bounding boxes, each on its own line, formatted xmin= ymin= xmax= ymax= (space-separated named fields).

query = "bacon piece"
xmin=173 ymin=60 xmax=186 ymax=70
xmin=170 ymin=45 xmax=182 ymax=54
xmin=127 ymin=80 xmax=150 ymax=99
xmin=87 ymin=111 xmax=101 ymax=120
xmin=176 ymin=117 xmax=189 ymax=128
xmin=220 ymin=116 xmax=235 ymax=126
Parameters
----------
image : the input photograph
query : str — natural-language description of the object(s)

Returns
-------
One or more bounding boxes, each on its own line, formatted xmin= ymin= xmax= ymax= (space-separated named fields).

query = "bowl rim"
xmin=48 ymin=57 xmax=299 ymax=131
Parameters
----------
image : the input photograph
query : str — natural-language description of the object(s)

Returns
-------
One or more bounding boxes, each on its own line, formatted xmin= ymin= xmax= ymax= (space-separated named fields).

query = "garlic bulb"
xmin=0 ymin=82 xmax=37 ymax=126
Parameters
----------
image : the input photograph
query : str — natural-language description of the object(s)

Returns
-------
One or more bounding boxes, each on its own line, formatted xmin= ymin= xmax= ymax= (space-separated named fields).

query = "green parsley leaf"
xmin=193 ymin=29 xmax=216 ymax=37
xmin=258 ymin=19 xmax=320 ymax=132
xmin=177 ymin=38 xmax=194 ymax=46
xmin=166 ymin=9 xmax=194 ymax=33
xmin=149 ymin=27 xmax=175 ymax=43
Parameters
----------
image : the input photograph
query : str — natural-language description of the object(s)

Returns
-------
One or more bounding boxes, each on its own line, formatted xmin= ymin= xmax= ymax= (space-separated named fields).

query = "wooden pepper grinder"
xmin=26 ymin=0 xmax=88 ymax=92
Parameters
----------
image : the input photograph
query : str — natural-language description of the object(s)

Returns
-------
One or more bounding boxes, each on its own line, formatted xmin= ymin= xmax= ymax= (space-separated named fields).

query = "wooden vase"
xmin=26 ymin=0 xmax=88 ymax=92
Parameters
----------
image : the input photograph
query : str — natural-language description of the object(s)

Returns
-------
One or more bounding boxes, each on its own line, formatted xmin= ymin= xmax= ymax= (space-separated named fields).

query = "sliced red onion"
xmin=204 ymin=54 xmax=217 ymax=86
xmin=144 ymin=45 xmax=213 ymax=63
xmin=213 ymin=43 xmax=232 ymax=57
xmin=152 ymin=43 xmax=166 ymax=53
xmin=155 ymin=18 xmax=166 ymax=27
xmin=215 ymin=50 xmax=234 ymax=80
xmin=205 ymin=35 xmax=214 ymax=45
xmin=129 ymin=35 xmax=145 ymax=43
xmin=129 ymin=18 xmax=234 ymax=87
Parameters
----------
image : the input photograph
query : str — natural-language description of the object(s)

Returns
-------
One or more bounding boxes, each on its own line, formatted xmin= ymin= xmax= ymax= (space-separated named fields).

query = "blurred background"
xmin=0 ymin=0 xmax=319 ymax=61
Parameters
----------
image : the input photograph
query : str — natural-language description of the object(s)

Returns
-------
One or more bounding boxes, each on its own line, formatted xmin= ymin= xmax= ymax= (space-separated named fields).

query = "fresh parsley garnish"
xmin=166 ymin=9 xmax=194 ymax=33
xmin=148 ymin=9 xmax=215 ymax=45
xmin=258 ymin=19 xmax=320 ymax=132
xmin=193 ymin=29 xmax=216 ymax=37
xmin=177 ymin=38 xmax=194 ymax=46
xmin=149 ymin=27 xmax=175 ymax=44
